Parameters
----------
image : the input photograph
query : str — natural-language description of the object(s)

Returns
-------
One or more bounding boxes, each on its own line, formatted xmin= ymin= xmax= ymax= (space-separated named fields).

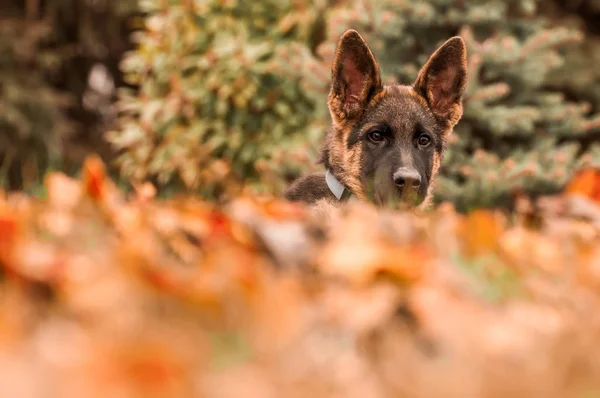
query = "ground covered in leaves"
xmin=2 ymin=157 xmax=600 ymax=398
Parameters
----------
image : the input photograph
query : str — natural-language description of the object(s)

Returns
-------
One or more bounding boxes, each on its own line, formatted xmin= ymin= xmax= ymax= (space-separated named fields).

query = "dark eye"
xmin=418 ymin=134 xmax=431 ymax=147
xmin=367 ymin=130 xmax=385 ymax=143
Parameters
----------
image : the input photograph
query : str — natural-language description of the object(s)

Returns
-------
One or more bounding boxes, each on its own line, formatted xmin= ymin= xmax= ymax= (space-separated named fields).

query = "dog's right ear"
xmin=328 ymin=30 xmax=383 ymax=125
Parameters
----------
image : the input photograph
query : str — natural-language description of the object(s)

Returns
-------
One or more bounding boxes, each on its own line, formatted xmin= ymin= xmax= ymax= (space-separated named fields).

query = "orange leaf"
xmin=261 ymin=199 xmax=306 ymax=220
xmin=460 ymin=210 xmax=505 ymax=257
xmin=565 ymin=167 xmax=600 ymax=204
xmin=207 ymin=211 xmax=231 ymax=237
xmin=141 ymin=267 xmax=183 ymax=295
xmin=0 ymin=211 xmax=19 ymax=267
xmin=82 ymin=155 xmax=107 ymax=201
xmin=371 ymin=244 xmax=429 ymax=284
xmin=319 ymin=240 xmax=427 ymax=287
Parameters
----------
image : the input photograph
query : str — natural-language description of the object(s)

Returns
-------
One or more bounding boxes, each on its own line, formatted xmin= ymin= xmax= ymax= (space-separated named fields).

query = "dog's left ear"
xmin=413 ymin=37 xmax=467 ymax=125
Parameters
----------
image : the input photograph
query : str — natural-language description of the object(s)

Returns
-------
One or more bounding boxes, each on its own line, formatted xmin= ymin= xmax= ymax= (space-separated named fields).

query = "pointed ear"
xmin=413 ymin=37 xmax=467 ymax=124
xmin=328 ymin=30 xmax=383 ymax=124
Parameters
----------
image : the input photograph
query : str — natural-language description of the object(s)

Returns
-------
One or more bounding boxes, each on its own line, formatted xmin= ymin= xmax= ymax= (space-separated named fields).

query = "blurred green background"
xmin=3 ymin=0 xmax=600 ymax=210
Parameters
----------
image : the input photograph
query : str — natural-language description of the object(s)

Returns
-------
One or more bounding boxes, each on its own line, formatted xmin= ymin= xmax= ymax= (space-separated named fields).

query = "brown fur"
xmin=285 ymin=30 xmax=467 ymax=211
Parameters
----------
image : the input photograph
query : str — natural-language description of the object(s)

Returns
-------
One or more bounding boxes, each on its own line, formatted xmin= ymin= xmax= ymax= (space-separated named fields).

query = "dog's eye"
xmin=418 ymin=134 xmax=431 ymax=147
xmin=367 ymin=130 xmax=385 ymax=143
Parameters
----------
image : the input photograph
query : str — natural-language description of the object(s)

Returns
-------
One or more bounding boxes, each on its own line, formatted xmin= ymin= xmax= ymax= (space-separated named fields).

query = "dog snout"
xmin=393 ymin=167 xmax=421 ymax=190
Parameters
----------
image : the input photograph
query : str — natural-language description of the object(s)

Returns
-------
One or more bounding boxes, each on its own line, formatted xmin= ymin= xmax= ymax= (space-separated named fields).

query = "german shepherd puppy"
xmin=285 ymin=29 xmax=467 ymax=210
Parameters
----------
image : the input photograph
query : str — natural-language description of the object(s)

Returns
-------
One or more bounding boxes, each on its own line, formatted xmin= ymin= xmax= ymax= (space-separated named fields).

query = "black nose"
xmin=393 ymin=167 xmax=421 ymax=189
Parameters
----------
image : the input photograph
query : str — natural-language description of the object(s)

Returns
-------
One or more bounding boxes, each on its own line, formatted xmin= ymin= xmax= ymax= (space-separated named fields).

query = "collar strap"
xmin=326 ymin=169 xmax=352 ymax=201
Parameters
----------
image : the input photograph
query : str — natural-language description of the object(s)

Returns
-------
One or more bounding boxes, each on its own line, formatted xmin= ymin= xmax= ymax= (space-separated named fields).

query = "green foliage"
xmin=102 ymin=0 xmax=600 ymax=207
xmin=108 ymin=0 xmax=331 ymax=196
xmin=0 ymin=0 xmax=136 ymax=190
xmin=311 ymin=0 xmax=600 ymax=210
xmin=0 ymin=12 xmax=71 ymax=189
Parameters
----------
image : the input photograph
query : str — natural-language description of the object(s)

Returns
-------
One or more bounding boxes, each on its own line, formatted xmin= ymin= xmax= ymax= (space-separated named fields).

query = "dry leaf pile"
xmin=1 ymin=156 xmax=600 ymax=398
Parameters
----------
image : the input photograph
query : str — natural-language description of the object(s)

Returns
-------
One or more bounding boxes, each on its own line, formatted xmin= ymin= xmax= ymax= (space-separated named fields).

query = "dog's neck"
xmin=319 ymin=145 xmax=353 ymax=201
xmin=325 ymin=169 xmax=352 ymax=201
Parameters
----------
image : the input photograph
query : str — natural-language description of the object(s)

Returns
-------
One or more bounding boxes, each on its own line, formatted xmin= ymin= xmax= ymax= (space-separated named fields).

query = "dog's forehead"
xmin=365 ymin=86 xmax=438 ymax=133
